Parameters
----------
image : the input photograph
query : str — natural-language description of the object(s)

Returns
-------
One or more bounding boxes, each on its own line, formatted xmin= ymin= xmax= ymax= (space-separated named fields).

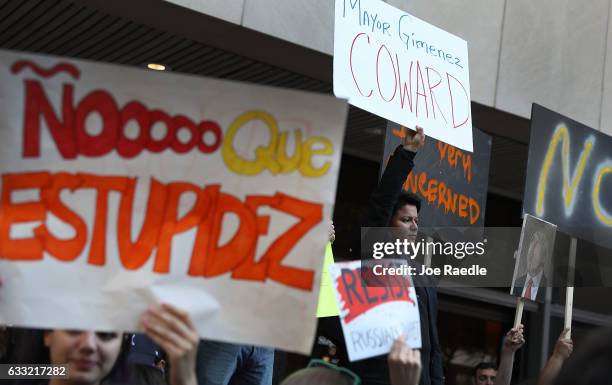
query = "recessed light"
xmin=364 ymin=127 xmax=383 ymax=136
xmin=147 ymin=63 xmax=167 ymax=71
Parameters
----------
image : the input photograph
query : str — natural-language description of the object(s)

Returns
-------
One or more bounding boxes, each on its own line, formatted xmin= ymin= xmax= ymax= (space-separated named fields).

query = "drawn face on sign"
xmin=390 ymin=204 xmax=419 ymax=241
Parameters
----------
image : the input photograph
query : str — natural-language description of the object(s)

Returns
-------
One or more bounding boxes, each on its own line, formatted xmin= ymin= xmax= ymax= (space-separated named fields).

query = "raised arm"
xmin=362 ymin=126 xmax=424 ymax=228
xmin=494 ymin=324 xmax=525 ymax=385
xmin=537 ymin=329 xmax=573 ymax=385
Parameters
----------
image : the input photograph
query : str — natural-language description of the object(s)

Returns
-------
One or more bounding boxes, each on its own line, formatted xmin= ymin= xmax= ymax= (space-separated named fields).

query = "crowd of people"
xmin=0 ymin=127 xmax=610 ymax=385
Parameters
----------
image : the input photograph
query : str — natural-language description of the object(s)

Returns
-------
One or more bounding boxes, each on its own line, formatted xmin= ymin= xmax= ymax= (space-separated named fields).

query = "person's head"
xmin=554 ymin=327 xmax=612 ymax=385
xmin=527 ymin=230 xmax=549 ymax=276
xmin=389 ymin=192 xmax=421 ymax=241
xmin=280 ymin=367 xmax=353 ymax=385
xmin=44 ymin=330 xmax=123 ymax=385
xmin=473 ymin=362 xmax=497 ymax=385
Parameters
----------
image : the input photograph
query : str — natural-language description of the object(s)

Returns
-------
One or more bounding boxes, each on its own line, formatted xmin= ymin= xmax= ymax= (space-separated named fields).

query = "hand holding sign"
xmin=496 ymin=324 xmax=525 ymax=385
xmin=388 ymin=336 xmax=422 ymax=385
xmin=552 ymin=329 xmax=573 ymax=360
xmin=141 ymin=303 xmax=199 ymax=385
xmin=537 ymin=329 xmax=573 ymax=385
xmin=503 ymin=324 xmax=525 ymax=353
xmin=401 ymin=126 xmax=425 ymax=153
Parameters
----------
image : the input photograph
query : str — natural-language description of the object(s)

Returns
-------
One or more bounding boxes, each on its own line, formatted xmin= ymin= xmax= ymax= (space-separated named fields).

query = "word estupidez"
xmin=0 ymin=58 xmax=339 ymax=291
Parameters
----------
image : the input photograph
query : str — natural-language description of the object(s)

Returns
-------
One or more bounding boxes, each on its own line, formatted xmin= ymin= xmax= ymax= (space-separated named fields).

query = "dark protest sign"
xmin=381 ymin=122 xmax=491 ymax=229
xmin=523 ymin=104 xmax=612 ymax=249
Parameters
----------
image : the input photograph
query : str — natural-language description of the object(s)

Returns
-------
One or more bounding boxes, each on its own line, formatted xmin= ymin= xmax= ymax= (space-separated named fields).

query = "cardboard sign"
xmin=523 ymin=104 xmax=612 ymax=250
xmin=381 ymin=122 xmax=490 ymax=231
xmin=334 ymin=0 xmax=472 ymax=151
xmin=330 ymin=260 xmax=421 ymax=361
xmin=0 ymin=50 xmax=348 ymax=354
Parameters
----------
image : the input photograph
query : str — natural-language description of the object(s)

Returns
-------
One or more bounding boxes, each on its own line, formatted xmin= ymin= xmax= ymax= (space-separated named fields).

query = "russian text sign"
xmin=334 ymin=0 xmax=472 ymax=151
xmin=0 ymin=50 xmax=348 ymax=354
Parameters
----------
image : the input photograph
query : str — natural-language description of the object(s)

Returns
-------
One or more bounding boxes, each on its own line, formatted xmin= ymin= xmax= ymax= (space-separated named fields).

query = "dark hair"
xmin=473 ymin=362 xmax=497 ymax=376
xmin=392 ymin=192 xmax=421 ymax=216
xmin=554 ymin=327 xmax=612 ymax=385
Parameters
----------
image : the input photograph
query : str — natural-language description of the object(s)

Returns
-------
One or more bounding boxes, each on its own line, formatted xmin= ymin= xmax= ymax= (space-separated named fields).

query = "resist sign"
xmin=334 ymin=0 xmax=472 ymax=151
xmin=330 ymin=260 xmax=421 ymax=361
xmin=0 ymin=50 xmax=348 ymax=354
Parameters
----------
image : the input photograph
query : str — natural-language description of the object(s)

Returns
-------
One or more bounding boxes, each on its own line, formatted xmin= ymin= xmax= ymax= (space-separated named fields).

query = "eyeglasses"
xmin=307 ymin=359 xmax=361 ymax=385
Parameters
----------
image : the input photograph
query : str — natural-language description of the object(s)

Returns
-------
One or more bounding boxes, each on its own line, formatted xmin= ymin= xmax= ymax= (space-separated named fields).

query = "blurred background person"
xmin=553 ymin=327 xmax=608 ymax=385
xmin=473 ymin=362 xmax=497 ymax=385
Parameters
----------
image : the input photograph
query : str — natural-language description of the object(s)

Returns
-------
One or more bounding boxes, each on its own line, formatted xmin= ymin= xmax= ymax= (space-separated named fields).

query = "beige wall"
xmin=165 ymin=0 xmax=612 ymax=134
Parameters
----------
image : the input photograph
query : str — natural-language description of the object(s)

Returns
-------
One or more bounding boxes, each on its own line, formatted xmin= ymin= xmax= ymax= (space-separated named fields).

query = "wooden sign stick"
xmin=514 ymin=297 xmax=525 ymax=328
xmin=565 ymin=237 xmax=577 ymax=338
xmin=511 ymin=249 xmax=524 ymax=328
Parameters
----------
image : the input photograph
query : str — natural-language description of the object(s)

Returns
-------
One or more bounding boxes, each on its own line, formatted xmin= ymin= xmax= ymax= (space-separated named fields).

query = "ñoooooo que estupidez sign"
xmin=0 ymin=50 xmax=348 ymax=354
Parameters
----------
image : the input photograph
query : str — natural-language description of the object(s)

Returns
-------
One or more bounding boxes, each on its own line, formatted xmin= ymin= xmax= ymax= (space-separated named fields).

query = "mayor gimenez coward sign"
xmin=334 ymin=0 xmax=473 ymax=152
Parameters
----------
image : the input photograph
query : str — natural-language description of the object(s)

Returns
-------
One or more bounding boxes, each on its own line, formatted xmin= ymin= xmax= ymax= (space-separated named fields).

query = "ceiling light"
xmin=147 ymin=63 xmax=167 ymax=71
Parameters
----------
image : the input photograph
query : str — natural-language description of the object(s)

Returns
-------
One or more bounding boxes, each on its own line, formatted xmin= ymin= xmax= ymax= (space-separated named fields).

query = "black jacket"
xmin=348 ymin=145 xmax=444 ymax=385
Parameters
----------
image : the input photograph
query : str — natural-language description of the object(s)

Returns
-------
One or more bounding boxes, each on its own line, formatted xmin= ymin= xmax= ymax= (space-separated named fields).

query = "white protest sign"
xmin=0 ymin=49 xmax=348 ymax=354
xmin=330 ymin=260 xmax=421 ymax=361
xmin=334 ymin=0 xmax=472 ymax=151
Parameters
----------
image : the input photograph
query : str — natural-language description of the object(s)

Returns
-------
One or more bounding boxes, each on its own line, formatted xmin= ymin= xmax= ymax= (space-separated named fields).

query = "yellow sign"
xmin=316 ymin=242 xmax=340 ymax=317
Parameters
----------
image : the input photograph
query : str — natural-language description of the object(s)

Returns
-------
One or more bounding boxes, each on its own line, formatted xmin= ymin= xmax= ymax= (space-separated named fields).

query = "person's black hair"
xmin=554 ymin=327 xmax=612 ymax=385
xmin=473 ymin=361 xmax=497 ymax=376
xmin=392 ymin=192 xmax=422 ymax=216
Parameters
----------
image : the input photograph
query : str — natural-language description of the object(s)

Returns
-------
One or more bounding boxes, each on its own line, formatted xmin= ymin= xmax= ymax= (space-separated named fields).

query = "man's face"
xmin=474 ymin=368 xmax=497 ymax=385
xmin=527 ymin=238 xmax=544 ymax=276
xmin=390 ymin=204 xmax=418 ymax=241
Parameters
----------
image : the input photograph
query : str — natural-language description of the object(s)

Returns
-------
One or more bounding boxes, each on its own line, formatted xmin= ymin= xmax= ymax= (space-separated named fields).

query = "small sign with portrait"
xmin=510 ymin=214 xmax=557 ymax=302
